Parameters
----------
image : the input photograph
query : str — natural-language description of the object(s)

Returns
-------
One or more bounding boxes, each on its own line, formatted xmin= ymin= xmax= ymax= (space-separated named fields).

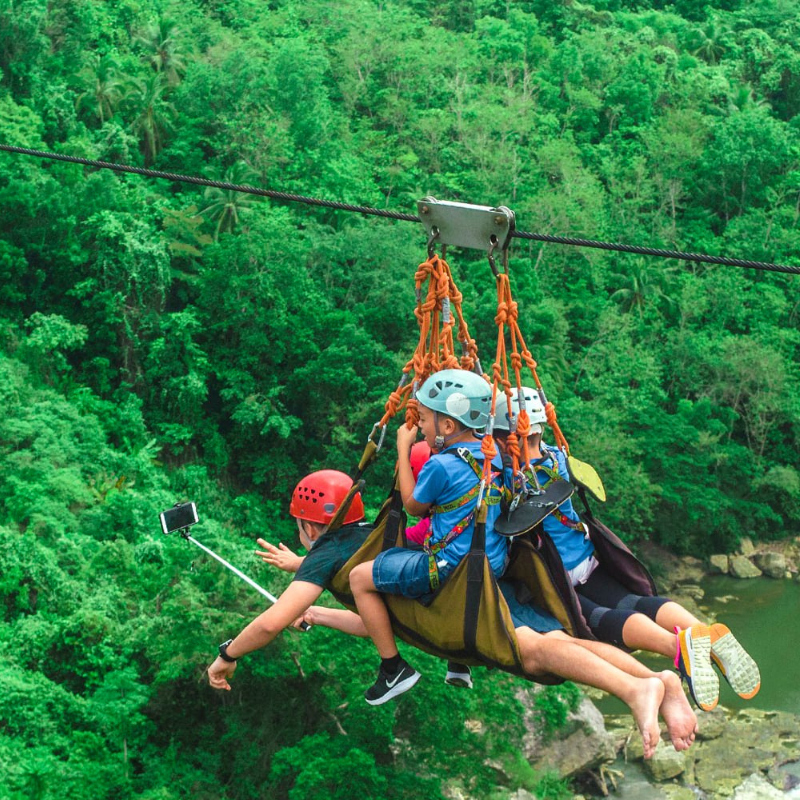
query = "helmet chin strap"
xmin=433 ymin=411 xmax=462 ymax=451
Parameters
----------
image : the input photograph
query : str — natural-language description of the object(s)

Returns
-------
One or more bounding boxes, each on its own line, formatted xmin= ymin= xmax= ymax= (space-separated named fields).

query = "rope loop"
xmin=481 ymin=432 xmax=498 ymax=463
xmin=374 ymin=250 xmax=484 ymax=443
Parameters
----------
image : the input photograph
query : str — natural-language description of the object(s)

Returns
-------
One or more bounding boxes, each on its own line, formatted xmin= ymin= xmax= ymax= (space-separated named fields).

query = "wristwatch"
xmin=218 ymin=639 xmax=238 ymax=663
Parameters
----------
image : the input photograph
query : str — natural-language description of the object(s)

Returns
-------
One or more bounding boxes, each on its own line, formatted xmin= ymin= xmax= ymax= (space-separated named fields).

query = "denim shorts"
xmin=373 ymin=547 xmax=454 ymax=600
xmin=498 ymin=579 xmax=563 ymax=633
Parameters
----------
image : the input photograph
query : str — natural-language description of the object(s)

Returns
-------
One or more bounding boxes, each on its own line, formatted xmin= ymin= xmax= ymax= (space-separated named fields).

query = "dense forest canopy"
xmin=1 ymin=0 xmax=798 ymax=797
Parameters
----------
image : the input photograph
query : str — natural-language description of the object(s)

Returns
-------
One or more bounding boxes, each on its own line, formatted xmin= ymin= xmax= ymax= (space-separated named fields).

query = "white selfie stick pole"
xmin=184 ymin=533 xmax=280 ymax=603
xmin=180 ymin=529 xmax=310 ymax=630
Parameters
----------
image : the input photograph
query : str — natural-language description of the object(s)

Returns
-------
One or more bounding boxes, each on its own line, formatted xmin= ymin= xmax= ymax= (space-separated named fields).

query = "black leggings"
xmin=575 ymin=563 xmax=670 ymax=649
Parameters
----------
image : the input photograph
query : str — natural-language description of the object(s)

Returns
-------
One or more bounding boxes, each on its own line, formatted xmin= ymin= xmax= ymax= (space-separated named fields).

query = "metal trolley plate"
xmin=418 ymin=197 xmax=515 ymax=252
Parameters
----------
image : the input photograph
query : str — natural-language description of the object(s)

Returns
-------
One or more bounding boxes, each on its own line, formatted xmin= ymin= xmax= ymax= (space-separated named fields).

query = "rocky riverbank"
xmin=520 ymin=536 xmax=800 ymax=798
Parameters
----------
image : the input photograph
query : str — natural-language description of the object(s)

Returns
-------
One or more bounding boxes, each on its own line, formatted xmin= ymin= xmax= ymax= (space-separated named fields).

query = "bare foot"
xmin=628 ymin=677 xmax=665 ymax=760
xmin=657 ymin=670 xmax=697 ymax=751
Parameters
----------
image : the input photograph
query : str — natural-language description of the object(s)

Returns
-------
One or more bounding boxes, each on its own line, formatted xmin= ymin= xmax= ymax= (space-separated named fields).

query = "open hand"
xmin=255 ymin=539 xmax=303 ymax=573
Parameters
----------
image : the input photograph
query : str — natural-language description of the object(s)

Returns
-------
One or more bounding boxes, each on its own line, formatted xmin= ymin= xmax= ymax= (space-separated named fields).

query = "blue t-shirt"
xmin=413 ymin=440 xmax=508 ymax=575
xmin=527 ymin=444 xmax=593 ymax=571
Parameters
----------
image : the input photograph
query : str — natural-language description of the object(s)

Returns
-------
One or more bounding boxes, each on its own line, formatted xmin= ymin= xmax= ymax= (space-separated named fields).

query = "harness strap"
xmin=524 ymin=454 xmax=584 ymax=532
xmin=424 ymin=446 xmax=504 ymax=590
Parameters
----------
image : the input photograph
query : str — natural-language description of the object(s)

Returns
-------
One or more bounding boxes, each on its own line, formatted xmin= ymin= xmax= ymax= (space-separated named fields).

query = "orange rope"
xmin=375 ymin=248 xmax=569 ymax=477
xmin=493 ymin=272 xmax=570 ymax=456
xmin=377 ymin=253 xmax=482 ymax=431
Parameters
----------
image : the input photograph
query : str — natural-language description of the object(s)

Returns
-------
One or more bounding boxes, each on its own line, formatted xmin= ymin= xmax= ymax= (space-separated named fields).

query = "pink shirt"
xmin=405 ymin=517 xmax=431 ymax=545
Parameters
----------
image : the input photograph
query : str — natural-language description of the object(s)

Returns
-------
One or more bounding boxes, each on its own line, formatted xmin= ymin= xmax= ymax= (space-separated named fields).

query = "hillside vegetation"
xmin=1 ymin=0 xmax=798 ymax=797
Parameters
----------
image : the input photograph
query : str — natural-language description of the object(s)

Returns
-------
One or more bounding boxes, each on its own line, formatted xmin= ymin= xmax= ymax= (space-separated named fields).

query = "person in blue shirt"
xmin=349 ymin=368 xmax=507 ymax=706
xmin=493 ymin=386 xmax=760 ymax=715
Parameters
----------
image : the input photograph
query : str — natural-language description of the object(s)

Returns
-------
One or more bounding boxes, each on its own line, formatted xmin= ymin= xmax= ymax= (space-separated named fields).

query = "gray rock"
xmin=696 ymin=707 xmax=726 ymax=740
xmin=673 ymin=560 xmax=707 ymax=586
xmin=663 ymin=787 xmax=697 ymax=800
xmin=442 ymin=784 xmax=471 ymax=800
xmin=483 ymin=758 xmax=511 ymax=785
xmin=507 ymin=790 xmax=537 ymax=800
xmin=624 ymin=728 xmax=645 ymax=762
xmin=739 ymin=537 xmax=756 ymax=557
xmin=527 ymin=698 xmax=617 ymax=778
xmin=643 ymin=741 xmax=686 ymax=781
xmin=767 ymin=759 xmax=800 ymax=792
xmin=729 ymin=555 xmax=762 ymax=579
xmin=692 ymin=709 xmax=800 ymax=796
xmin=732 ymin=772 xmax=785 ymax=799
xmin=709 ymin=554 xmax=730 ymax=574
xmin=677 ymin=583 xmax=705 ymax=600
xmin=753 ymin=552 xmax=787 ymax=579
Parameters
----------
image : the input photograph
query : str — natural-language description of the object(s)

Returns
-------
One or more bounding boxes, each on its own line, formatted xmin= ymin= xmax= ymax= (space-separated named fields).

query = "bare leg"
xmin=517 ymin=628 xmax=664 ymax=759
xmin=350 ymin=561 xmax=400 ymax=658
xmin=621 ymin=613 xmax=681 ymax=658
xmin=556 ymin=633 xmax=696 ymax=749
xmin=304 ymin=606 xmax=368 ymax=636
xmin=655 ymin=601 xmax=701 ymax=632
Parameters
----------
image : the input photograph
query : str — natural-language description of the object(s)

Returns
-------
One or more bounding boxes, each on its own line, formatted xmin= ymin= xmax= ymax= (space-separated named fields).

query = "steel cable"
xmin=2 ymin=143 xmax=798 ymax=275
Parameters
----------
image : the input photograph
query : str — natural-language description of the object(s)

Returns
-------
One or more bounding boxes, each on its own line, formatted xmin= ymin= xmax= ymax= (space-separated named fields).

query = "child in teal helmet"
xmin=349 ymin=368 xmax=507 ymax=706
xmin=494 ymin=387 xmax=760 ymax=713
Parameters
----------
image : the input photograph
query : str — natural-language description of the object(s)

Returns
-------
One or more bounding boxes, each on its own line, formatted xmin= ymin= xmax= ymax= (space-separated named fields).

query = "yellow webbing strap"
xmin=356 ymin=440 xmax=379 ymax=476
xmin=566 ymin=455 xmax=607 ymax=503
xmin=322 ymin=479 xmax=366 ymax=536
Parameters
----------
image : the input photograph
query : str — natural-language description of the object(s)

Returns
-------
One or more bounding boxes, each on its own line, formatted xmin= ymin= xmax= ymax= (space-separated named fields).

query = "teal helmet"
xmin=493 ymin=386 xmax=547 ymax=432
xmin=417 ymin=369 xmax=491 ymax=430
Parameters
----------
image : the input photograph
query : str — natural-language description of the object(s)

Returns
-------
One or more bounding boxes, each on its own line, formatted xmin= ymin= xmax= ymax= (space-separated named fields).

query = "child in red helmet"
xmin=207 ymin=470 xmax=371 ymax=690
xmin=263 ymin=441 xmax=475 ymax=690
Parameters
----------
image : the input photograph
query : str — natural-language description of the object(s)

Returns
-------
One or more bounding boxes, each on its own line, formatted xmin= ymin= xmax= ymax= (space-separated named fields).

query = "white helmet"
xmin=493 ymin=386 xmax=547 ymax=432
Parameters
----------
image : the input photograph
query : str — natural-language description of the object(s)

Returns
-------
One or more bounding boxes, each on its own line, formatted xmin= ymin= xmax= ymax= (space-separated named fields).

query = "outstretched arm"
xmin=294 ymin=606 xmax=368 ymax=637
xmin=207 ymin=580 xmax=322 ymax=691
xmin=255 ymin=538 xmax=304 ymax=573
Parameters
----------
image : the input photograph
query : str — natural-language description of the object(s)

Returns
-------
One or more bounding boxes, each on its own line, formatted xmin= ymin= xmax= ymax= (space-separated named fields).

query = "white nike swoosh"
xmin=385 ymin=671 xmax=405 ymax=688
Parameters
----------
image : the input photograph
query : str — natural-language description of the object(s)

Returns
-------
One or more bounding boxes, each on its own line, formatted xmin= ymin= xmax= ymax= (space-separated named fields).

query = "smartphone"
xmin=160 ymin=502 xmax=199 ymax=535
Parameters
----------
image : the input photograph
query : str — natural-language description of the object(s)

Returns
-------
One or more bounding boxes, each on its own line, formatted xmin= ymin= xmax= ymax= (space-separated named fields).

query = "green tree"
xmin=123 ymin=73 xmax=176 ymax=164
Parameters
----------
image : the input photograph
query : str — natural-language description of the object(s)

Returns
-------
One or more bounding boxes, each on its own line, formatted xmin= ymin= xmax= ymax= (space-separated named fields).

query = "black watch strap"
xmin=218 ymin=639 xmax=238 ymax=663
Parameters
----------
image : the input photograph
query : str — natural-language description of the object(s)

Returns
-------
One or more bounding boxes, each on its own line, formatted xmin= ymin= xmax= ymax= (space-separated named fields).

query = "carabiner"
xmin=427 ymin=226 xmax=440 ymax=259
xmin=487 ymin=237 xmax=499 ymax=277
xmin=367 ymin=422 xmax=387 ymax=452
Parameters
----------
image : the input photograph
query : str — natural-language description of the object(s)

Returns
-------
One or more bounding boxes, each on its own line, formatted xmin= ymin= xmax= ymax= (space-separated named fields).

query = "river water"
xmin=597 ymin=575 xmax=800 ymax=714
xmin=591 ymin=575 xmax=800 ymax=798
xmin=698 ymin=574 xmax=800 ymax=714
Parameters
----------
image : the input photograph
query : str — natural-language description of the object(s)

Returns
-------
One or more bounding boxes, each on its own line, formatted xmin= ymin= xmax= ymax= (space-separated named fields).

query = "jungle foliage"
xmin=1 ymin=0 xmax=799 ymax=797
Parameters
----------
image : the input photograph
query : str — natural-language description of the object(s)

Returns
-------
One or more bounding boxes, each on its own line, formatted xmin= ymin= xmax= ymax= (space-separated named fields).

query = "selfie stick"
xmin=178 ymin=528 xmax=311 ymax=630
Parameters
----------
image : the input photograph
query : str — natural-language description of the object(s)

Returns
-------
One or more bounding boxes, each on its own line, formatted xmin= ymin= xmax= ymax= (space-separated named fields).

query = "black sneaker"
xmin=444 ymin=662 xmax=473 ymax=689
xmin=364 ymin=661 xmax=421 ymax=706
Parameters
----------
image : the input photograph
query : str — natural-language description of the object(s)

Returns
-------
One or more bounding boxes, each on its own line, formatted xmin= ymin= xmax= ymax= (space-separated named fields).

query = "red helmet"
xmin=289 ymin=470 xmax=365 ymax=525
xmin=410 ymin=441 xmax=432 ymax=481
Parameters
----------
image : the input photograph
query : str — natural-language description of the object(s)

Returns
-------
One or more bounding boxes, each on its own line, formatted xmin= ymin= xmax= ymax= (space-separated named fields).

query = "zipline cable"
xmin=2 ymin=143 xmax=799 ymax=276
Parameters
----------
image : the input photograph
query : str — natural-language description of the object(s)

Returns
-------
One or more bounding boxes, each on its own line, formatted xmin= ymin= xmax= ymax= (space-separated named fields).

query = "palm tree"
xmin=200 ymin=162 xmax=262 ymax=240
xmin=692 ymin=18 xmax=728 ymax=65
xmin=123 ymin=73 xmax=175 ymax=164
xmin=76 ymin=54 xmax=123 ymax=125
xmin=136 ymin=18 xmax=188 ymax=86
xmin=610 ymin=259 xmax=678 ymax=316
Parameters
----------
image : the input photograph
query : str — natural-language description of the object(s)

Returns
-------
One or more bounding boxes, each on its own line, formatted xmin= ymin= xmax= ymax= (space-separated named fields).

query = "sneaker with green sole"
xmin=710 ymin=623 xmax=761 ymax=700
xmin=675 ymin=624 xmax=719 ymax=712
